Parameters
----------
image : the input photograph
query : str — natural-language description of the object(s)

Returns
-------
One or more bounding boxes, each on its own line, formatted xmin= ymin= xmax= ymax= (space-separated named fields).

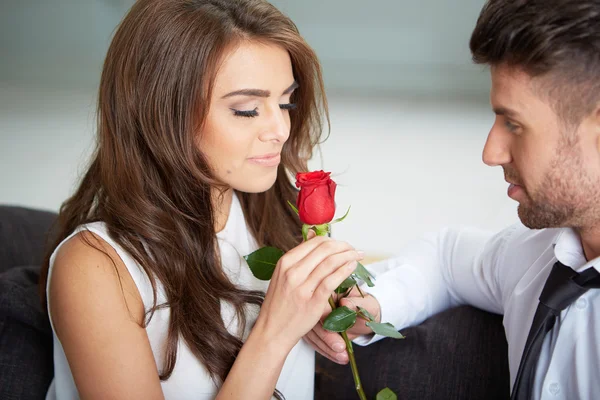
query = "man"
xmin=305 ymin=1 xmax=600 ymax=398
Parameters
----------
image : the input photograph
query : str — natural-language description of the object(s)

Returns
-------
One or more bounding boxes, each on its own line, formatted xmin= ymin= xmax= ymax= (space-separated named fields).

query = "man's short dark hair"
xmin=470 ymin=0 xmax=600 ymax=125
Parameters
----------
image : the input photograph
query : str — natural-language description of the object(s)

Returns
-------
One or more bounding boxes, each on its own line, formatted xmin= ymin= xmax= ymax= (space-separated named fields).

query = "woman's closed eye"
xmin=230 ymin=103 xmax=297 ymax=118
xmin=279 ymin=103 xmax=297 ymax=111
xmin=231 ymin=107 xmax=259 ymax=118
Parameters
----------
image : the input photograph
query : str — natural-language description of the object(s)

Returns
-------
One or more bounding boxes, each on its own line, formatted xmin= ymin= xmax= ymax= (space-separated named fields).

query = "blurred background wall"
xmin=0 ymin=0 xmax=518 ymax=257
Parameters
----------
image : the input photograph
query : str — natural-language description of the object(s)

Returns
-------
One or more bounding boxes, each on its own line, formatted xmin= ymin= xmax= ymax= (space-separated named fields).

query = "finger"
xmin=312 ymin=322 xmax=347 ymax=354
xmin=304 ymin=331 xmax=349 ymax=365
xmin=341 ymin=297 xmax=372 ymax=335
xmin=305 ymin=229 xmax=317 ymax=241
xmin=276 ymin=235 xmax=330 ymax=272
xmin=340 ymin=293 xmax=380 ymax=321
xmin=300 ymin=240 xmax=355 ymax=274
xmin=340 ymin=294 xmax=381 ymax=336
xmin=320 ymin=300 xmax=331 ymax=320
xmin=284 ymin=240 xmax=355 ymax=287
xmin=304 ymin=249 xmax=363 ymax=293
xmin=303 ymin=334 xmax=340 ymax=364
xmin=313 ymin=260 xmax=358 ymax=302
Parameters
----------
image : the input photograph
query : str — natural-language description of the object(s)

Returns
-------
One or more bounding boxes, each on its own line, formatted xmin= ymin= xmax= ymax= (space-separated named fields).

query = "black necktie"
xmin=511 ymin=261 xmax=600 ymax=400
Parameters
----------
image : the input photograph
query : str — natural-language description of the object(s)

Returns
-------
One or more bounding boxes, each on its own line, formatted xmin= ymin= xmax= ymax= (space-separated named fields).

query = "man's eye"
xmin=505 ymin=120 xmax=519 ymax=132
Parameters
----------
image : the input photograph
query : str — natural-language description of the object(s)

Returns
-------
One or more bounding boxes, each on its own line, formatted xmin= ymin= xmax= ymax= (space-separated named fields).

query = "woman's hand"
xmin=219 ymin=235 xmax=362 ymax=400
xmin=253 ymin=236 xmax=364 ymax=352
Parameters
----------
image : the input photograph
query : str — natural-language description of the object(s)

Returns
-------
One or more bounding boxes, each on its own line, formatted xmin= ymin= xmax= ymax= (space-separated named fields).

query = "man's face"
xmin=482 ymin=64 xmax=600 ymax=229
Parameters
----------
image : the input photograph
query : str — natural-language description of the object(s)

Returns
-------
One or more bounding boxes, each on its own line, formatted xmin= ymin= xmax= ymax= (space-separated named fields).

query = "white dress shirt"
xmin=354 ymin=223 xmax=600 ymax=400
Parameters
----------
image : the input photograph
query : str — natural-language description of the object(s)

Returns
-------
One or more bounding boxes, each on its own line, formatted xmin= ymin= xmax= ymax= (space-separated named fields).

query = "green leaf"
xmin=357 ymin=306 xmax=375 ymax=322
xmin=376 ymin=388 xmax=397 ymax=400
xmin=366 ymin=321 xmax=405 ymax=339
xmin=330 ymin=206 xmax=351 ymax=224
xmin=243 ymin=247 xmax=284 ymax=281
xmin=335 ymin=276 xmax=357 ymax=294
xmin=323 ymin=306 xmax=357 ymax=332
xmin=353 ymin=262 xmax=375 ymax=287
xmin=287 ymin=200 xmax=299 ymax=216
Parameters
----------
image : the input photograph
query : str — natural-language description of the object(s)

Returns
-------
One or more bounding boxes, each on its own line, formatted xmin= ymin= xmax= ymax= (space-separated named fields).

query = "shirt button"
xmin=548 ymin=382 xmax=561 ymax=395
xmin=576 ymin=297 xmax=588 ymax=309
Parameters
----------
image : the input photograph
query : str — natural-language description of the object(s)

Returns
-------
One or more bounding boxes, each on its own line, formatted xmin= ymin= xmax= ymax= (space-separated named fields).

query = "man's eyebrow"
xmin=221 ymin=81 xmax=298 ymax=99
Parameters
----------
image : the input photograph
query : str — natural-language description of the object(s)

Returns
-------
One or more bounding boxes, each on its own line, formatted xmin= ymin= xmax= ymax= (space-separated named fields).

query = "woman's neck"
xmin=213 ymin=188 xmax=234 ymax=233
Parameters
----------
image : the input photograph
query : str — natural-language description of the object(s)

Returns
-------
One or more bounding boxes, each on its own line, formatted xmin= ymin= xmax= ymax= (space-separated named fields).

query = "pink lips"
xmin=247 ymin=153 xmax=281 ymax=167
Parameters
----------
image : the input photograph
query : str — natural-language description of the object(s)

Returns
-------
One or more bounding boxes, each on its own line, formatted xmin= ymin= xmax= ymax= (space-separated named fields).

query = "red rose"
xmin=295 ymin=170 xmax=337 ymax=225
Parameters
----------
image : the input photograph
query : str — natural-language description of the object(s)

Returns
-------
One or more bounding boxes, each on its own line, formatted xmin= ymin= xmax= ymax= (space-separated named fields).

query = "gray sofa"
xmin=0 ymin=205 xmax=510 ymax=399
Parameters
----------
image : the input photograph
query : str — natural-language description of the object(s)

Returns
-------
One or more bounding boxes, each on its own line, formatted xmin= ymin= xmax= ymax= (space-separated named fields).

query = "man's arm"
xmin=303 ymin=224 xmax=519 ymax=359
xmin=350 ymin=225 xmax=512 ymax=345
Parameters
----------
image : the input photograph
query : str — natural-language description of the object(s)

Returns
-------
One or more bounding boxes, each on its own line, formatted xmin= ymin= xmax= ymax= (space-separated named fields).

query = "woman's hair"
xmin=40 ymin=0 xmax=328 ymax=389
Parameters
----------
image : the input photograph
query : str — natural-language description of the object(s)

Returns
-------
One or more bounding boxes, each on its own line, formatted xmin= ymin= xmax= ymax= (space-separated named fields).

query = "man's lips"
xmin=507 ymin=182 xmax=523 ymax=199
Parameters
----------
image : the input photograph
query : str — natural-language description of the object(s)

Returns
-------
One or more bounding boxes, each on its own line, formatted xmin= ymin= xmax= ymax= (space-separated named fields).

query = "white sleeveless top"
xmin=45 ymin=193 xmax=315 ymax=400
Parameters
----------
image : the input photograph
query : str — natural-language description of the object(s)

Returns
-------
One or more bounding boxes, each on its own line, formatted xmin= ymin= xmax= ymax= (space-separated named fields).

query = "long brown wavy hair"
xmin=39 ymin=0 xmax=328 ymax=390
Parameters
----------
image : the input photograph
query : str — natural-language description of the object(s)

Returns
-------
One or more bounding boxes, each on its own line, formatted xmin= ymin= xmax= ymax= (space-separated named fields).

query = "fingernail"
xmin=336 ymin=352 xmax=348 ymax=362
xmin=357 ymin=250 xmax=365 ymax=258
xmin=333 ymin=343 xmax=345 ymax=352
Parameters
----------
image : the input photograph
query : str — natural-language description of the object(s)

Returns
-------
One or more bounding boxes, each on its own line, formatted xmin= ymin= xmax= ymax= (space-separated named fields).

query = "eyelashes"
xmin=232 ymin=108 xmax=259 ymax=118
xmin=279 ymin=103 xmax=297 ymax=111
xmin=231 ymin=103 xmax=297 ymax=118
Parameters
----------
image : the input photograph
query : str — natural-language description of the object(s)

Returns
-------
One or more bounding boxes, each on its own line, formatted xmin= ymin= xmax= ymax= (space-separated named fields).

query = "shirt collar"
xmin=553 ymin=227 xmax=599 ymax=272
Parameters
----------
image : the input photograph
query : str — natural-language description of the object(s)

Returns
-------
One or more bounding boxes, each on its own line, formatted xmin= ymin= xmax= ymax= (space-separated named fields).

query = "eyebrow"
xmin=221 ymin=81 xmax=299 ymax=99
xmin=493 ymin=106 xmax=521 ymax=118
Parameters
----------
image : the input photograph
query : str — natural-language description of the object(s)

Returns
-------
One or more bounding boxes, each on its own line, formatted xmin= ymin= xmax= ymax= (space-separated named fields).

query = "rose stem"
xmin=328 ymin=296 xmax=367 ymax=400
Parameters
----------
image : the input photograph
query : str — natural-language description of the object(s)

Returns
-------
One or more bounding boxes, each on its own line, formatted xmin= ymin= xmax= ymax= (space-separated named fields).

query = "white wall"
xmin=0 ymin=84 xmax=97 ymax=212
xmin=2 ymin=0 xmax=489 ymax=98
xmin=0 ymin=83 xmax=519 ymax=257
xmin=271 ymin=0 xmax=489 ymax=98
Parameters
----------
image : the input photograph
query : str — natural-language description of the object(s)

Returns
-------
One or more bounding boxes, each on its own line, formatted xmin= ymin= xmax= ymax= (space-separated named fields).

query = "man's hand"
xmin=339 ymin=287 xmax=381 ymax=339
xmin=302 ymin=287 xmax=381 ymax=364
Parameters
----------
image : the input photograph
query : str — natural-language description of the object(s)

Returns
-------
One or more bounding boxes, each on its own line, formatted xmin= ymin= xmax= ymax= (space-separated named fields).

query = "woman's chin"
xmin=232 ymin=176 xmax=278 ymax=194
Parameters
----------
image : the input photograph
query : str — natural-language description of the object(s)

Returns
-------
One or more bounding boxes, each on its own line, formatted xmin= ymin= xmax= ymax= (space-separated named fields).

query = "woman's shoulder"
xmin=46 ymin=227 xmax=166 ymax=399
xmin=52 ymin=224 xmax=128 ymax=278
xmin=48 ymin=224 xmax=146 ymax=327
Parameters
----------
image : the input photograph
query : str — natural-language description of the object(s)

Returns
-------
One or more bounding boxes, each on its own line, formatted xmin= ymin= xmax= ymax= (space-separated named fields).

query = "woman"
xmin=40 ymin=0 xmax=362 ymax=399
